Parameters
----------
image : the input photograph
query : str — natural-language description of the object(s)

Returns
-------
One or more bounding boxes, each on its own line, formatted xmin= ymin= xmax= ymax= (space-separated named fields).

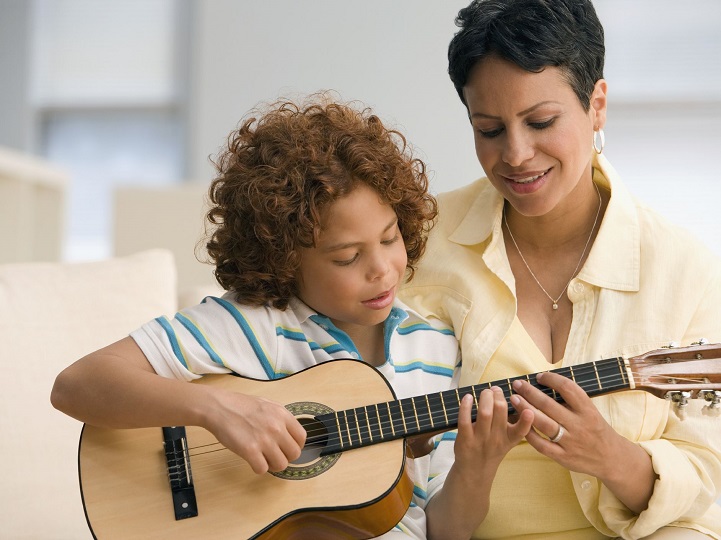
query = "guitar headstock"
xmin=627 ymin=341 xmax=721 ymax=413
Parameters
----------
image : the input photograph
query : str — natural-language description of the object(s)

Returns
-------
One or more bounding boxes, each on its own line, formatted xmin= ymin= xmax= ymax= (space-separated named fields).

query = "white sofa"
xmin=0 ymin=250 xmax=183 ymax=538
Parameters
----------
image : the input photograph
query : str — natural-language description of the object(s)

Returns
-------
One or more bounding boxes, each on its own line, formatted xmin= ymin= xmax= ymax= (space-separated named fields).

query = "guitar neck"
xmin=319 ymin=356 xmax=631 ymax=455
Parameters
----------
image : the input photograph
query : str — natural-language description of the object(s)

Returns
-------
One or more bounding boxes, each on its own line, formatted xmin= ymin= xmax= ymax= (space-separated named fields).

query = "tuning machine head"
xmin=665 ymin=390 xmax=691 ymax=419
xmin=700 ymin=390 xmax=721 ymax=417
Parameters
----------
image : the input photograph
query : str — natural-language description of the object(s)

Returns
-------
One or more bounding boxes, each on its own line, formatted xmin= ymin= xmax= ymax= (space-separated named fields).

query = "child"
xmin=51 ymin=94 xmax=463 ymax=538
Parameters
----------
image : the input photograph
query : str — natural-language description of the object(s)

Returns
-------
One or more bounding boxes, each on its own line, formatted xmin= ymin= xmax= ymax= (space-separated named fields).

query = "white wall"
xmin=186 ymin=0 xmax=721 ymax=256
xmin=1 ymin=0 xmax=719 ymax=258
xmin=186 ymin=0 xmax=477 ymax=188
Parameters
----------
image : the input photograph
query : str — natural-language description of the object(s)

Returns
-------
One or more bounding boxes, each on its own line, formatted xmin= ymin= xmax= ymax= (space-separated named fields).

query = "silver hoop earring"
xmin=593 ymin=128 xmax=605 ymax=154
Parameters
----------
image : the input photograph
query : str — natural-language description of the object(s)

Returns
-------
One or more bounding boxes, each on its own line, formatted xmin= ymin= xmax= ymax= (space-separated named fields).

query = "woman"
xmin=400 ymin=0 xmax=721 ymax=538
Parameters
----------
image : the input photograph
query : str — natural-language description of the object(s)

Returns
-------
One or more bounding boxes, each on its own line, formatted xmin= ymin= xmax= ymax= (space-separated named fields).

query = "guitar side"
xmin=79 ymin=360 xmax=412 ymax=539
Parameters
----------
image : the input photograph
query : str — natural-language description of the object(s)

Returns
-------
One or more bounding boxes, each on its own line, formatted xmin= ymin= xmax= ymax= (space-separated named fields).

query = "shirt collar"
xmin=445 ymin=153 xmax=640 ymax=292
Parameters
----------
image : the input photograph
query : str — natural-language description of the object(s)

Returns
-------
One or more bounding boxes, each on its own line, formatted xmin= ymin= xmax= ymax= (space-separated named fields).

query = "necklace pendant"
xmin=552 ymin=302 xmax=559 ymax=310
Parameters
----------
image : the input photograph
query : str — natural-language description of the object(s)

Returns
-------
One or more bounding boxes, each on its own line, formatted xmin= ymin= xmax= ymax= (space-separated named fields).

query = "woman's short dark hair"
xmin=205 ymin=93 xmax=437 ymax=310
xmin=448 ymin=0 xmax=605 ymax=110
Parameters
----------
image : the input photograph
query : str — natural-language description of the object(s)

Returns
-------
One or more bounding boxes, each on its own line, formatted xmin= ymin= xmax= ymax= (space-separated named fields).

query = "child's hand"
xmin=454 ymin=387 xmax=533 ymax=477
xmin=204 ymin=389 xmax=307 ymax=475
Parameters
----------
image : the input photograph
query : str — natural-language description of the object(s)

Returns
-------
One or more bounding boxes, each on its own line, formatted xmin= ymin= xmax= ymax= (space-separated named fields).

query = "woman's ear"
xmin=590 ymin=79 xmax=608 ymax=130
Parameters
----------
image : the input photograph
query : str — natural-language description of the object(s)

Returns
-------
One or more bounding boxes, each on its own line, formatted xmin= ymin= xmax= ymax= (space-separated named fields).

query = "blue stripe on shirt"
xmin=397 ymin=321 xmax=455 ymax=336
xmin=394 ymin=360 xmax=455 ymax=378
xmin=211 ymin=297 xmax=276 ymax=379
xmin=175 ymin=312 xmax=226 ymax=367
xmin=155 ymin=316 xmax=190 ymax=371
xmin=275 ymin=327 xmax=347 ymax=355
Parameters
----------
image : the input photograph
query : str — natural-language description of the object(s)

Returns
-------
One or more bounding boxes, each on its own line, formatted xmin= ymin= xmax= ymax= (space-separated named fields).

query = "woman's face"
xmin=463 ymin=55 xmax=607 ymax=218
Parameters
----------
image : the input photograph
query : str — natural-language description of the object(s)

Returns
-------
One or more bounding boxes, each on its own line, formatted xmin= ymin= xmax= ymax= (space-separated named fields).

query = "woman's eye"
xmin=334 ymin=254 xmax=359 ymax=266
xmin=529 ymin=118 xmax=555 ymax=130
xmin=478 ymin=127 xmax=503 ymax=139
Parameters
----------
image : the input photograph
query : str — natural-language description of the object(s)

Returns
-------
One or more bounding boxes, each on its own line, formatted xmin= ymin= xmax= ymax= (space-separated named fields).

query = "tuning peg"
xmin=665 ymin=391 xmax=691 ymax=419
xmin=661 ymin=341 xmax=680 ymax=349
xmin=701 ymin=390 xmax=721 ymax=409
xmin=690 ymin=338 xmax=709 ymax=346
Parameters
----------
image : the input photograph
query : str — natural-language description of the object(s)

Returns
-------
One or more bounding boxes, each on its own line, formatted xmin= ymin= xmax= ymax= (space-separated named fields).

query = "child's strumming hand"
xmin=203 ymin=389 xmax=307 ymax=475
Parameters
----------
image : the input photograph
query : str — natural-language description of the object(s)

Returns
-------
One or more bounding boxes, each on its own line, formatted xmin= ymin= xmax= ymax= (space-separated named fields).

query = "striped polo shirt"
xmin=130 ymin=293 xmax=460 ymax=539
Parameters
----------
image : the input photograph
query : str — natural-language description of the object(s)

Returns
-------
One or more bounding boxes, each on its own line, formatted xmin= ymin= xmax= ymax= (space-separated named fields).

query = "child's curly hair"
xmin=205 ymin=93 xmax=437 ymax=310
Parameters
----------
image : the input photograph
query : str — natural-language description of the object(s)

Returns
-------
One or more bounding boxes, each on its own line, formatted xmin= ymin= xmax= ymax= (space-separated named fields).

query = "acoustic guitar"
xmin=78 ymin=342 xmax=721 ymax=539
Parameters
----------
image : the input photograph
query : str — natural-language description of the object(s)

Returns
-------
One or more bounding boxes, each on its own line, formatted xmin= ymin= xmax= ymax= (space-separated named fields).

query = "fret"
xmin=399 ymin=398 xmax=417 ymax=435
xmin=354 ymin=406 xmax=369 ymax=444
xmin=413 ymin=395 xmax=433 ymax=432
xmin=388 ymin=400 xmax=406 ymax=436
xmin=410 ymin=397 xmax=421 ymax=432
xmin=447 ymin=389 xmax=461 ymax=425
xmin=374 ymin=403 xmax=384 ymax=439
xmin=592 ymin=357 xmax=630 ymax=394
xmin=334 ymin=411 xmax=347 ymax=449
xmin=592 ymin=361 xmax=602 ymax=390
xmin=386 ymin=402 xmax=396 ymax=437
xmin=471 ymin=386 xmax=478 ymax=409
xmin=363 ymin=405 xmax=373 ymax=443
xmin=342 ymin=410 xmax=355 ymax=446
xmin=568 ymin=365 xmax=576 ymax=382
xmin=427 ymin=392 xmax=446 ymax=428
xmin=618 ymin=357 xmax=628 ymax=386
xmin=504 ymin=379 xmax=513 ymax=403
xmin=438 ymin=392 xmax=448 ymax=425
xmin=425 ymin=395 xmax=435 ymax=428
xmin=399 ymin=400 xmax=409 ymax=433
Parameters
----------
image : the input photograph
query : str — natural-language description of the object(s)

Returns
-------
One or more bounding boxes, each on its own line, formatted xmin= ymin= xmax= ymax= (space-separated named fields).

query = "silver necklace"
xmin=503 ymin=182 xmax=602 ymax=311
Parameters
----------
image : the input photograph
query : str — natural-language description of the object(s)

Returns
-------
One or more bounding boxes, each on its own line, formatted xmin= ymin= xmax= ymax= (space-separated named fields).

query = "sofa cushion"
xmin=0 ymin=249 xmax=177 ymax=539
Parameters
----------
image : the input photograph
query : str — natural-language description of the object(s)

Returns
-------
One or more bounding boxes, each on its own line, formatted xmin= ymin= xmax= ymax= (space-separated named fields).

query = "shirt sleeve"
xmin=130 ymin=295 xmax=281 ymax=381
xmin=584 ymin=267 xmax=721 ymax=537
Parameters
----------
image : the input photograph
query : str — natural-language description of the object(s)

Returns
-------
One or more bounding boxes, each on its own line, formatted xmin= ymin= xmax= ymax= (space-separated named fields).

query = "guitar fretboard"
xmin=318 ymin=356 xmax=630 ymax=455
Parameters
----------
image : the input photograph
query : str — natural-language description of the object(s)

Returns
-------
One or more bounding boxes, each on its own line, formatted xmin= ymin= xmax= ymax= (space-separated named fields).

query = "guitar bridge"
xmin=162 ymin=426 xmax=199 ymax=520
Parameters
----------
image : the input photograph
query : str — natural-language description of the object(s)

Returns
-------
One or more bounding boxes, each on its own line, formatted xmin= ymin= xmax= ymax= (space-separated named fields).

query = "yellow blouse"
xmin=401 ymin=154 xmax=721 ymax=538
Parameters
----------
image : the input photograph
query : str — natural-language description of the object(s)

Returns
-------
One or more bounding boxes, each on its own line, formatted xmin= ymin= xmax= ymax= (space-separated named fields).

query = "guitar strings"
xmin=180 ymin=365 xmax=712 ymax=458
xmin=170 ymin=366 xmax=715 ymax=478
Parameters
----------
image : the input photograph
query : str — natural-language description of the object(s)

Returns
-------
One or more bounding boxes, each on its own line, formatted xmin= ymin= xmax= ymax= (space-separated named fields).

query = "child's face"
xmin=296 ymin=182 xmax=407 ymax=336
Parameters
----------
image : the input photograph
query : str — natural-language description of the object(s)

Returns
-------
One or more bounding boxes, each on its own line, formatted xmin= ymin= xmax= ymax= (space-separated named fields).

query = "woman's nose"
xmin=502 ymin=128 xmax=534 ymax=167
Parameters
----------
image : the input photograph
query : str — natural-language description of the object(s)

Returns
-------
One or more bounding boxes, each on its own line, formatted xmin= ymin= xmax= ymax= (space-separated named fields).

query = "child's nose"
xmin=367 ymin=252 xmax=390 ymax=280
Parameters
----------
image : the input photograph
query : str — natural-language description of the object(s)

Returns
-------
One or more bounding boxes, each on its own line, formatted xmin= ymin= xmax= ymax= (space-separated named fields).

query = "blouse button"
xmin=573 ymin=282 xmax=585 ymax=293
xmin=581 ymin=480 xmax=592 ymax=490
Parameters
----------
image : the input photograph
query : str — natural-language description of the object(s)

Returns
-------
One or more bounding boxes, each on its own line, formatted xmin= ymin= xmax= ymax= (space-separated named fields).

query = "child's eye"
xmin=381 ymin=234 xmax=400 ymax=246
xmin=334 ymin=253 xmax=359 ymax=266
xmin=529 ymin=118 xmax=555 ymax=130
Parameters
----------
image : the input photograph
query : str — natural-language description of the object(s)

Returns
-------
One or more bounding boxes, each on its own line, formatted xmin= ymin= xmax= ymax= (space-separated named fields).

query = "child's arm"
xmin=51 ymin=336 xmax=307 ymax=474
xmin=425 ymin=388 xmax=534 ymax=540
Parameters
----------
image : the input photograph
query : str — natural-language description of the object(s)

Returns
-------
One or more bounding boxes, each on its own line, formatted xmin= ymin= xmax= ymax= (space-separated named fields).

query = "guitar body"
xmin=79 ymin=361 xmax=413 ymax=539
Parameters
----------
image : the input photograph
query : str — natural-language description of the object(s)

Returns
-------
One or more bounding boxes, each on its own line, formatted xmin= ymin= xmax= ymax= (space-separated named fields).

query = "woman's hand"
xmin=203 ymin=389 xmax=307 ymax=475
xmin=510 ymin=372 xmax=656 ymax=513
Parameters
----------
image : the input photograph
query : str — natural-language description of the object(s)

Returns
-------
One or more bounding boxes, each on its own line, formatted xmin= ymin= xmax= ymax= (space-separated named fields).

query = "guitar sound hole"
xmin=292 ymin=417 xmax=328 ymax=465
